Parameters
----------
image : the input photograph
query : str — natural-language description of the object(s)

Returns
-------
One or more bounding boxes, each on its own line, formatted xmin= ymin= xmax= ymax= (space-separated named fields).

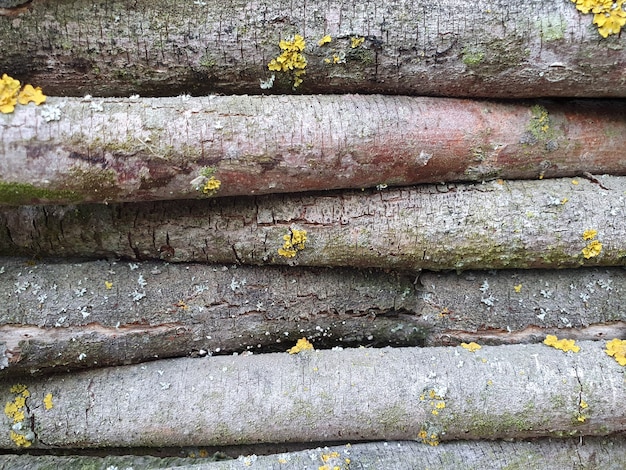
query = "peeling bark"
xmin=1 ymin=96 xmax=625 ymax=204
xmin=2 ymin=437 xmax=626 ymax=469
xmin=1 ymin=342 xmax=625 ymax=449
xmin=1 ymin=258 xmax=626 ymax=377
xmin=0 ymin=177 xmax=624 ymax=270
xmin=1 ymin=0 xmax=625 ymax=97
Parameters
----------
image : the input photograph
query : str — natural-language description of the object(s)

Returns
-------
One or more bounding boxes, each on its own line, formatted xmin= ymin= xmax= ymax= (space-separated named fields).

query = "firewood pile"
xmin=1 ymin=0 xmax=626 ymax=468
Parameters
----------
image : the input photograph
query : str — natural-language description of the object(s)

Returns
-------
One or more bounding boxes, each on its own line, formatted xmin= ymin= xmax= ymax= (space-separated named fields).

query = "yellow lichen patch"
xmin=318 ymin=35 xmax=332 ymax=46
xmin=288 ymin=337 xmax=314 ymax=354
xmin=278 ymin=228 xmax=307 ymax=258
xmin=43 ymin=393 xmax=54 ymax=410
xmin=350 ymin=36 xmax=365 ymax=48
xmin=543 ymin=334 xmax=580 ymax=353
xmin=202 ymin=176 xmax=221 ymax=194
xmin=605 ymin=338 xmax=626 ymax=365
xmin=18 ymin=84 xmax=46 ymax=106
xmin=571 ymin=179 xmax=579 ymax=185
xmin=5 ymin=384 xmax=33 ymax=447
xmin=104 ymin=280 xmax=113 ymax=290
xmin=0 ymin=74 xmax=46 ymax=114
xmin=583 ymin=229 xmax=598 ymax=240
xmin=582 ymin=240 xmax=602 ymax=259
xmin=417 ymin=429 xmax=440 ymax=446
xmin=268 ymin=34 xmax=307 ymax=88
xmin=581 ymin=230 xmax=602 ymax=259
xmin=571 ymin=0 xmax=626 ymax=37
xmin=561 ymin=197 xmax=569 ymax=204
xmin=514 ymin=284 xmax=522 ymax=293
xmin=461 ymin=342 xmax=481 ymax=352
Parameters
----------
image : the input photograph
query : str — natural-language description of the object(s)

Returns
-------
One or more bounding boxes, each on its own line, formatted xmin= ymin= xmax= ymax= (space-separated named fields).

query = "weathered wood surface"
xmin=1 ymin=0 xmax=625 ymax=97
xmin=2 ymin=437 xmax=626 ymax=470
xmin=1 ymin=258 xmax=625 ymax=376
xmin=1 ymin=341 xmax=625 ymax=449
xmin=0 ymin=177 xmax=624 ymax=270
xmin=1 ymin=96 xmax=625 ymax=204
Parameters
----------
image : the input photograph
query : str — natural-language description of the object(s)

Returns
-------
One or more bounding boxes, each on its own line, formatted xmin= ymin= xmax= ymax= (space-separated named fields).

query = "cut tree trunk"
xmin=0 ymin=177 xmax=623 ymax=270
xmin=1 ymin=96 xmax=625 ymax=204
xmin=1 ymin=0 xmax=625 ymax=98
xmin=1 ymin=341 xmax=625 ymax=449
xmin=1 ymin=258 xmax=625 ymax=376
xmin=2 ymin=437 xmax=626 ymax=470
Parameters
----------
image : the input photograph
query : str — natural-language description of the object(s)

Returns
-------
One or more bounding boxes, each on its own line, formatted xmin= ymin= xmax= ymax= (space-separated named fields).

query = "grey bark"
xmin=1 ymin=257 xmax=625 ymax=376
xmin=2 ymin=437 xmax=626 ymax=470
xmin=1 ymin=341 xmax=625 ymax=449
xmin=1 ymin=0 xmax=625 ymax=97
xmin=2 ymin=96 xmax=625 ymax=205
xmin=0 ymin=258 xmax=427 ymax=376
xmin=0 ymin=177 xmax=624 ymax=270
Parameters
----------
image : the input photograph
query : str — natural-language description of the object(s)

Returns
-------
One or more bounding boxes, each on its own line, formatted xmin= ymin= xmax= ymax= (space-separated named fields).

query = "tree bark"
xmin=1 ymin=341 xmax=625 ymax=449
xmin=0 ymin=177 xmax=624 ymax=270
xmin=1 ymin=0 xmax=625 ymax=98
xmin=1 ymin=96 xmax=625 ymax=204
xmin=2 ymin=437 xmax=626 ymax=469
xmin=2 ymin=257 xmax=625 ymax=377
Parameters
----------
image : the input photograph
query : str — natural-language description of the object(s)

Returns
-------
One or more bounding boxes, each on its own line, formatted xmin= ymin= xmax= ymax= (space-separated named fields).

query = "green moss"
xmin=462 ymin=46 xmax=485 ymax=66
xmin=0 ymin=181 xmax=81 ymax=205
xmin=66 ymin=166 xmax=121 ymax=200
xmin=537 ymin=16 xmax=566 ymax=41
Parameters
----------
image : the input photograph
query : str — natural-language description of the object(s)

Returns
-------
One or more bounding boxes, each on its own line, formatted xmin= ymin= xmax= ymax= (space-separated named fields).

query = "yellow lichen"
xmin=278 ymin=228 xmax=307 ymax=258
xmin=582 ymin=229 xmax=598 ymax=240
xmin=5 ymin=384 xmax=33 ymax=447
xmin=514 ymin=284 xmax=522 ymax=293
xmin=350 ymin=36 xmax=365 ymax=48
xmin=9 ymin=431 xmax=32 ymax=448
xmin=460 ymin=342 xmax=481 ymax=352
xmin=605 ymin=338 xmax=626 ymax=365
xmin=581 ymin=230 xmax=602 ymax=259
xmin=43 ymin=393 xmax=54 ymax=410
xmin=268 ymin=34 xmax=307 ymax=88
xmin=288 ymin=337 xmax=314 ymax=354
xmin=104 ymin=281 xmax=113 ymax=290
xmin=582 ymin=240 xmax=602 ymax=259
xmin=571 ymin=0 xmax=626 ymax=37
xmin=18 ymin=84 xmax=46 ymax=106
xmin=202 ymin=176 xmax=221 ymax=194
xmin=0 ymin=74 xmax=46 ymax=114
xmin=543 ymin=334 xmax=580 ymax=353
xmin=318 ymin=35 xmax=332 ymax=46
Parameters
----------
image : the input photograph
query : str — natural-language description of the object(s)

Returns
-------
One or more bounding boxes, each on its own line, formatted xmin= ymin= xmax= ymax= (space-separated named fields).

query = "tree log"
xmin=0 ymin=177 xmax=624 ymax=270
xmin=1 ymin=341 xmax=625 ymax=449
xmin=2 ymin=437 xmax=626 ymax=469
xmin=1 ymin=257 xmax=625 ymax=376
xmin=1 ymin=96 xmax=625 ymax=204
xmin=1 ymin=0 xmax=625 ymax=97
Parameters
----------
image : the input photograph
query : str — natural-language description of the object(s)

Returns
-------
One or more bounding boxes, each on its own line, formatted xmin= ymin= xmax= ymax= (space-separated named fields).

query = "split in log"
xmin=1 ymin=257 xmax=625 ymax=377
xmin=1 ymin=0 xmax=625 ymax=98
xmin=0 ymin=177 xmax=624 ymax=270
xmin=1 ymin=341 xmax=625 ymax=449
xmin=2 ymin=437 xmax=626 ymax=469
xmin=1 ymin=96 xmax=625 ymax=204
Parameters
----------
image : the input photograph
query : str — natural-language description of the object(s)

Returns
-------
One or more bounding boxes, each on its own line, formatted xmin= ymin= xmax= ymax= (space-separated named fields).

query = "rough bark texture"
xmin=0 ymin=258 xmax=427 ymax=376
xmin=1 ymin=341 xmax=625 ymax=449
xmin=1 ymin=257 xmax=625 ymax=376
xmin=1 ymin=96 xmax=625 ymax=205
xmin=2 ymin=437 xmax=626 ymax=469
xmin=1 ymin=0 xmax=625 ymax=97
xmin=0 ymin=177 xmax=624 ymax=270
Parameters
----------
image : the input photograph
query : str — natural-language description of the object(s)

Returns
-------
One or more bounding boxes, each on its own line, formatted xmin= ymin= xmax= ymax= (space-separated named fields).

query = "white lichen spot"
xmin=129 ymin=263 xmax=139 ymax=271
xmin=598 ymin=278 xmax=613 ymax=291
xmin=579 ymin=292 xmax=590 ymax=302
xmin=78 ymin=353 xmax=87 ymax=361
xmin=41 ymin=106 xmax=62 ymax=122
xmin=54 ymin=315 xmax=67 ymax=327
xmin=14 ymin=281 xmax=29 ymax=294
xmin=479 ymin=280 xmax=490 ymax=293
xmin=89 ymin=101 xmax=104 ymax=112
xmin=129 ymin=290 xmax=146 ymax=302
xmin=481 ymin=294 xmax=496 ymax=307
xmin=74 ymin=288 xmax=87 ymax=297
xmin=260 ymin=74 xmax=275 ymax=89
xmin=540 ymin=289 xmax=553 ymax=299
xmin=137 ymin=274 xmax=147 ymax=288
xmin=159 ymin=382 xmax=171 ymax=390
